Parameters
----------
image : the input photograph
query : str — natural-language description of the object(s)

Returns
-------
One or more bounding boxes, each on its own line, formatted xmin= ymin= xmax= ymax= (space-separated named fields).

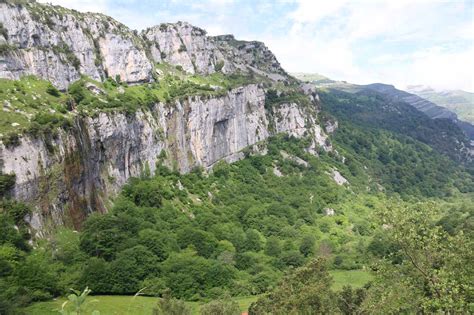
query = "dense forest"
xmin=1 ymin=109 xmax=473 ymax=313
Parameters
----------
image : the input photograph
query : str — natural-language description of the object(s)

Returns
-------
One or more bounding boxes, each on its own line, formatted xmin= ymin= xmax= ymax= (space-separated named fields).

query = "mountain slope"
xmin=406 ymin=85 xmax=474 ymax=124
xmin=292 ymin=73 xmax=474 ymax=142
xmin=0 ymin=1 xmax=324 ymax=234
xmin=364 ymin=83 xmax=474 ymax=140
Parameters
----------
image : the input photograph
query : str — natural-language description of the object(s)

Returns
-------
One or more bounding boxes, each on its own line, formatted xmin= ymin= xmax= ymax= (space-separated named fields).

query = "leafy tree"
xmin=264 ymin=237 xmax=281 ymax=257
xmin=299 ymin=235 xmax=315 ymax=257
xmin=244 ymin=229 xmax=263 ymax=252
xmin=177 ymin=227 xmax=218 ymax=258
xmin=79 ymin=213 xmax=138 ymax=260
xmin=337 ymin=285 xmax=366 ymax=315
xmin=200 ymin=295 xmax=240 ymax=315
xmin=109 ymin=246 xmax=159 ymax=293
xmin=361 ymin=202 xmax=473 ymax=313
xmin=249 ymin=259 xmax=337 ymax=314
xmin=152 ymin=290 xmax=192 ymax=315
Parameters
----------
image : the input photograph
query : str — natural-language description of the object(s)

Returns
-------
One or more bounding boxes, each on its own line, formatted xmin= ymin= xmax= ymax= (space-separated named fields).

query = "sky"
xmin=38 ymin=0 xmax=474 ymax=92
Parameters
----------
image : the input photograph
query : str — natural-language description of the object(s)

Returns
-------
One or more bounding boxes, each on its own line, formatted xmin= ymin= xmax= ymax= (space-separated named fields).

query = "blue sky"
xmin=40 ymin=0 xmax=474 ymax=92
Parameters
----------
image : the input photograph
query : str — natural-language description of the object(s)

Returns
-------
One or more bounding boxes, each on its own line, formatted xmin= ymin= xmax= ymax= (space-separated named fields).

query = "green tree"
xmin=299 ymin=235 xmax=315 ymax=257
xmin=200 ymin=296 xmax=240 ymax=315
xmin=264 ymin=237 xmax=281 ymax=257
xmin=152 ymin=290 xmax=192 ymax=315
xmin=244 ymin=229 xmax=263 ymax=252
xmin=248 ymin=259 xmax=336 ymax=314
xmin=362 ymin=202 xmax=473 ymax=313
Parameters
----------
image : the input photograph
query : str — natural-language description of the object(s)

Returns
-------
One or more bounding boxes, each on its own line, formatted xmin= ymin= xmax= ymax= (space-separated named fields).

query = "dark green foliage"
xmin=0 ymin=22 xmax=8 ymax=39
xmin=29 ymin=111 xmax=72 ymax=137
xmin=249 ymin=259 xmax=337 ymax=314
xmin=0 ymin=173 xmax=15 ymax=198
xmin=337 ymin=285 xmax=366 ymax=315
xmin=79 ymin=213 xmax=139 ymax=260
xmin=152 ymin=290 xmax=192 ymax=315
xmin=320 ymin=89 xmax=472 ymax=164
xmin=200 ymin=296 xmax=240 ymax=315
xmin=299 ymin=235 xmax=316 ymax=257
xmin=2 ymin=132 xmax=21 ymax=148
xmin=177 ymin=228 xmax=218 ymax=258
xmin=330 ymin=121 xmax=473 ymax=197
xmin=46 ymin=84 xmax=60 ymax=97
xmin=161 ymin=250 xmax=235 ymax=299
xmin=108 ymin=245 xmax=159 ymax=293
xmin=214 ymin=60 xmax=224 ymax=72
xmin=68 ymin=80 xmax=87 ymax=104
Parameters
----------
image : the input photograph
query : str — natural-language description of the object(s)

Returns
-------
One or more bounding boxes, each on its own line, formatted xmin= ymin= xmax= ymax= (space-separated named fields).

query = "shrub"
xmin=46 ymin=84 xmax=60 ymax=97
xmin=2 ymin=133 xmax=21 ymax=148
xmin=200 ymin=296 xmax=240 ymax=315
xmin=0 ymin=173 xmax=16 ymax=198
xmin=152 ymin=290 xmax=192 ymax=315
xmin=0 ymin=22 xmax=8 ymax=39
xmin=214 ymin=60 xmax=224 ymax=72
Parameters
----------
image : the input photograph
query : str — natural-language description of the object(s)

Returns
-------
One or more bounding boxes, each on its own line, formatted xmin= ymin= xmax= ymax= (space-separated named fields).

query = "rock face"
xmin=0 ymin=2 xmax=151 ymax=89
xmin=0 ymin=2 xmax=288 ymax=89
xmin=1 ymin=84 xmax=328 ymax=234
xmin=143 ymin=22 xmax=287 ymax=80
xmin=0 ymin=1 xmax=329 ymax=236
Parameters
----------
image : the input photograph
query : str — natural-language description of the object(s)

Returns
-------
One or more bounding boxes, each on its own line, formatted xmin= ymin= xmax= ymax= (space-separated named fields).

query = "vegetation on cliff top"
xmin=0 ymin=69 xmax=268 ymax=145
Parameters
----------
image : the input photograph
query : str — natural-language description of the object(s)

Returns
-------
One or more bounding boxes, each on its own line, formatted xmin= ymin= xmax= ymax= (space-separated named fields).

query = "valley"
xmin=0 ymin=1 xmax=473 ymax=314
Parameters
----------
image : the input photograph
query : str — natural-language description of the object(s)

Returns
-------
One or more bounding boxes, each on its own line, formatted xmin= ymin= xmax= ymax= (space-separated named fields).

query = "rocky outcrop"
xmin=0 ymin=84 xmax=328 ymax=234
xmin=0 ymin=2 xmax=151 ymax=89
xmin=0 ymin=1 xmax=327 ymax=237
xmin=0 ymin=2 xmax=288 ymax=89
xmin=143 ymin=22 xmax=287 ymax=80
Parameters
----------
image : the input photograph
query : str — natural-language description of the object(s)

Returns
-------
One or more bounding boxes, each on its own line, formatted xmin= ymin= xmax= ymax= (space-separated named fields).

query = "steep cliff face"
xmin=142 ymin=22 xmax=287 ymax=80
xmin=0 ymin=1 xmax=330 ymax=236
xmin=1 ymin=83 xmax=329 ymax=234
xmin=0 ymin=2 xmax=288 ymax=89
xmin=0 ymin=2 xmax=152 ymax=89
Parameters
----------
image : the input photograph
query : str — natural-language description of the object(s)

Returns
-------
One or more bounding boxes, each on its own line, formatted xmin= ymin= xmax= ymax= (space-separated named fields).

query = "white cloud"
xmin=268 ymin=0 xmax=474 ymax=91
xmin=37 ymin=0 xmax=474 ymax=91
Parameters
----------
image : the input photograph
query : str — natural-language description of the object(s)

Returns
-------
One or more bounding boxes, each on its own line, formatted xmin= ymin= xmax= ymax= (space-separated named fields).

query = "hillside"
xmin=292 ymin=73 xmax=474 ymax=143
xmin=0 ymin=1 xmax=473 ymax=314
xmin=406 ymin=85 xmax=474 ymax=124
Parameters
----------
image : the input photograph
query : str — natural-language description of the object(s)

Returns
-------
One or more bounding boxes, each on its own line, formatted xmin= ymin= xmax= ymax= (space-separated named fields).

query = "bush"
xmin=0 ymin=22 xmax=8 ymax=39
xmin=2 ymin=133 xmax=20 ymax=148
xmin=214 ymin=60 xmax=224 ymax=72
xmin=200 ymin=296 xmax=240 ymax=315
xmin=46 ymin=84 xmax=60 ymax=97
xmin=152 ymin=290 xmax=192 ymax=315
xmin=0 ymin=173 xmax=16 ymax=198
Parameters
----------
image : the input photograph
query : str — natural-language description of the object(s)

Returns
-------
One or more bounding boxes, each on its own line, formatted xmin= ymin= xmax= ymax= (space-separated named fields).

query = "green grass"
xmin=24 ymin=294 xmax=259 ymax=315
xmin=330 ymin=269 xmax=373 ymax=291
xmin=0 ymin=76 xmax=71 ymax=136
xmin=24 ymin=270 xmax=371 ymax=314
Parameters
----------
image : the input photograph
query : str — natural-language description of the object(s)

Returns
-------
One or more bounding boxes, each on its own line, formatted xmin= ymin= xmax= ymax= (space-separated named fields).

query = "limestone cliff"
xmin=0 ymin=2 xmax=288 ymax=89
xmin=0 ymin=1 xmax=331 ymax=236
xmin=1 ymin=83 xmax=329 ymax=235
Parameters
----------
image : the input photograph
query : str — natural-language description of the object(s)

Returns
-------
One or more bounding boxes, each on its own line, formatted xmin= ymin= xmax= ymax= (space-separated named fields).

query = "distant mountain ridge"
xmin=406 ymin=85 xmax=474 ymax=124
xmin=292 ymin=73 xmax=474 ymax=141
